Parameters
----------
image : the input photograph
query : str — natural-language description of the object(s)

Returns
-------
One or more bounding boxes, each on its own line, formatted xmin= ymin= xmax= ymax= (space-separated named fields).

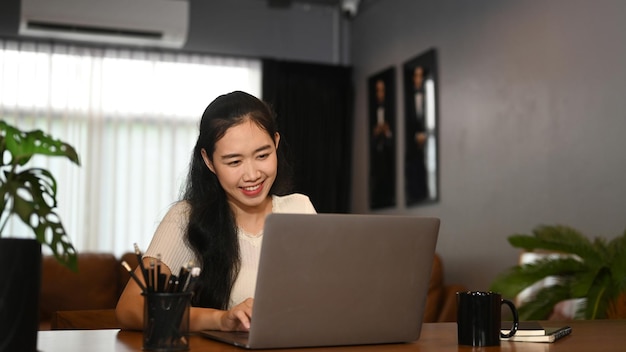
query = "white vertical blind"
xmin=0 ymin=39 xmax=261 ymax=256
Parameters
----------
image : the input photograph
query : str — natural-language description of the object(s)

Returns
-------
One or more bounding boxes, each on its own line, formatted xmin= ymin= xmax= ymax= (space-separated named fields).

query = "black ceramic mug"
xmin=456 ymin=291 xmax=519 ymax=347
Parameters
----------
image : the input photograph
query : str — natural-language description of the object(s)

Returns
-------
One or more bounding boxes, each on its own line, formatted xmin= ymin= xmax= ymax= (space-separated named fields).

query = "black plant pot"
xmin=0 ymin=238 xmax=41 ymax=352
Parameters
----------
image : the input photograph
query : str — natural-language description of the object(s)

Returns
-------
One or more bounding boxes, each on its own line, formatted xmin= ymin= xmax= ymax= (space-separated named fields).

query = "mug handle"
xmin=500 ymin=299 xmax=519 ymax=338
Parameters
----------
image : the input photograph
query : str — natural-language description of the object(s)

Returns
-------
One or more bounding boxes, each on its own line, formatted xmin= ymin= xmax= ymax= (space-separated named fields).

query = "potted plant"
xmin=0 ymin=120 xmax=80 ymax=351
xmin=490 ymin=225 xmax=626 ymax=320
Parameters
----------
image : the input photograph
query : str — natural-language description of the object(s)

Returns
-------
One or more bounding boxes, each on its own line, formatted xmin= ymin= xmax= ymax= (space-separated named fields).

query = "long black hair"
xmin=183 ymin=91 xmax=292 ymax=309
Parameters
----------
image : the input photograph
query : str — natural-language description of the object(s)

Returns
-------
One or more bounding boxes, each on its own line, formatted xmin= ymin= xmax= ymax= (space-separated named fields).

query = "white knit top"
xmin=145 ymin=193 xmax=316 ymax=308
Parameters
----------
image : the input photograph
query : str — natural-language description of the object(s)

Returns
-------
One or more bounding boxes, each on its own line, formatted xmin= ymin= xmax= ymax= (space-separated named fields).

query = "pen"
xmin=121 ymin=260 xmax=147 ymax=292
xmin=148 ymin=259 xmax=156 ymax=292
xmin=178 ymin=262 xmax=193 ymax=293
xmin=156 ymin=254 xmax=166 ymax=292
xmin=183 ymin=267 xmax=201 ymax=292
xmin=166 ymin=275 xmax=178 ymax=293
xmin=133 ymin=243 xmax=150 ymax=289
xmin=171 ymin=278 xmax=180 ymax=293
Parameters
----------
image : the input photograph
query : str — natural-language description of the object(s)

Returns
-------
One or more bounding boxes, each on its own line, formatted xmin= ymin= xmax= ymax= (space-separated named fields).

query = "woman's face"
xmin=202 ymin=119 xmax=279 ymax=212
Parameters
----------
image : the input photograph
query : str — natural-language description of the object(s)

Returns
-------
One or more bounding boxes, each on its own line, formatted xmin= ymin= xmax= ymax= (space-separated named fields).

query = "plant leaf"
xmin=571 ymin=268 xmax=603 ymax=297
xmin=32 ymin=211 xmax=78 ymax=271
xmin=517 ymin=284 xmax=572 ymax=320
xmin=0 ymin=120 xmax=79 ymax=271
xmin=5 ymin=169 xmax=78 ymax=271
xmin=490 ymin=257 xmax=586 ymax=298
xmin=495 ymin=225 xmax=626 ymax=320
xmin=508 ymin=225 xmax=603 ymax=265
xmin=8 ymin=169 xmax=56 ymax=220
xmin=0 ymin=120 xmax=80 ymax=166
xmin=608 ymin=231 xmax=626 ymax=293
xmin=585 ymin=270 xmax=612 ymax=319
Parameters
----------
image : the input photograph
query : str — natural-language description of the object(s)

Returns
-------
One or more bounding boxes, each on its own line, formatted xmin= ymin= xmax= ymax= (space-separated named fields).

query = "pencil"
xmin=121 ymin=261 xmax=147 ymax=292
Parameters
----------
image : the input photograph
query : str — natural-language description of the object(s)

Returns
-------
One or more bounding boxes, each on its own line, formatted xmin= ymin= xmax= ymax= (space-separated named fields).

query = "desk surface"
xmin=38 ymin=320 xmax=626 ymax=352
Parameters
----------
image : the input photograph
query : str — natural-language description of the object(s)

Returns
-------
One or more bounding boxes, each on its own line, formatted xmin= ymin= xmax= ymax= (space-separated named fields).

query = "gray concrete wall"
xmin=350 ymin=0 xmax=626 ymax=290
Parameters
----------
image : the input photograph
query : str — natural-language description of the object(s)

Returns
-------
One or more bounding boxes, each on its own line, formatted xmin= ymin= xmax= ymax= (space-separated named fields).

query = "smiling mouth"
xmin=243 ymin=184 xmax=261 ymax=192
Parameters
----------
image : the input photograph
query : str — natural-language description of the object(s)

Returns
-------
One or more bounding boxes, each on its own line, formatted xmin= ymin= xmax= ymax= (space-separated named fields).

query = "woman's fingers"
xmin=222 ymin=298 xmax=254 ymax=331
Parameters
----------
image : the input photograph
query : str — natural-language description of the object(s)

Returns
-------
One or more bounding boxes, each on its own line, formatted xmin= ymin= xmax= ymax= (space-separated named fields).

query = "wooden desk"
xmin=38 ymin=320 xmax=626 ymax=352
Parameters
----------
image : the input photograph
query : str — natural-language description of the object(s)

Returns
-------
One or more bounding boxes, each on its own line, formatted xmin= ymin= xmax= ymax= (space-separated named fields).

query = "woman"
xmin=115 ymin=91 xmax=316 ymax=331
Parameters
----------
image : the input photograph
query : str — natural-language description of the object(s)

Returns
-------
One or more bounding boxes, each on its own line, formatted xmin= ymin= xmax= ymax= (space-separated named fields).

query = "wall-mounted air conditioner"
xmin=19 ymin=0 xmax=189 ymax=48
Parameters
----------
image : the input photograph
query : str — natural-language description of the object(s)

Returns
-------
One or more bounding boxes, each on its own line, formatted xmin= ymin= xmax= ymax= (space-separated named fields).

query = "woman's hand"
xmin=220 ymin=298 xmax=254 ymax=331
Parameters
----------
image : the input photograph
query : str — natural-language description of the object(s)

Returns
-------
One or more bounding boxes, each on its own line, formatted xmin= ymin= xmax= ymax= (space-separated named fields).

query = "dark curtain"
xmin=262 ymin=59 xmax=353 ymax=213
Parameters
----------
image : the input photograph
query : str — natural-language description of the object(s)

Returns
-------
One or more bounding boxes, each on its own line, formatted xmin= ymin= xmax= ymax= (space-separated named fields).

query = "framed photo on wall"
xmin=403 ymin=48 xmax=439 ymax=206
xmin=368 ymin=67 xmax=396 ymax=209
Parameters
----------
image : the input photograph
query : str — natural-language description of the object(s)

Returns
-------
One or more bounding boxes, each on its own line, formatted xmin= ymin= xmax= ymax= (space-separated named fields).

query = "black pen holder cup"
xmin=142 ymin=292 xmax=192 ymax=351
xmin=456 ymin=291 xmax=519 ymax=347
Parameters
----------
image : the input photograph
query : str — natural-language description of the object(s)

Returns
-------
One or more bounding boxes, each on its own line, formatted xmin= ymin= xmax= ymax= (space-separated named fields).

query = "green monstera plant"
xmin=490 ymin=225 xmax=626 ymax=320
xmin=0 ymin=120 xmax=80 ymax=271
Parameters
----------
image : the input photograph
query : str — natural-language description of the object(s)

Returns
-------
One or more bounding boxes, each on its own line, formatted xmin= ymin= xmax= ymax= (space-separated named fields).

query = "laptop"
xmin=199 ymin=213 xmax=440 ymax=349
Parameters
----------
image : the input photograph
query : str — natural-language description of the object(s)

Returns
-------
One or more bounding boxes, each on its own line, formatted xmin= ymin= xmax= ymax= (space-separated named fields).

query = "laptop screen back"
xmin=243 ymin=213 xmax=440 ymax=349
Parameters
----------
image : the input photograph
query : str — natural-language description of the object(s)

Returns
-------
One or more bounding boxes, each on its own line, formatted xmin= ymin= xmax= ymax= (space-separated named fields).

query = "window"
xmin=0 ymin=40 xmax=261 ymax=256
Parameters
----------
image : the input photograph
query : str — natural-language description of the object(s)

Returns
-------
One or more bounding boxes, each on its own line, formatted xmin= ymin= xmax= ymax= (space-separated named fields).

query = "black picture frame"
xmin=403 ymin=48 xmax=439 ymax=206
xmin=368 ymin=67 xmax=396 ymax=210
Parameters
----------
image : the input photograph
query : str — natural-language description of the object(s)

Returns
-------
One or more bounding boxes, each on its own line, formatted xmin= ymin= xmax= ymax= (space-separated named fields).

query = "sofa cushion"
xmin=423 ymin=253 xmax=444 ymax=322
xmin=39 ymin=253 xmax=119 ymax=321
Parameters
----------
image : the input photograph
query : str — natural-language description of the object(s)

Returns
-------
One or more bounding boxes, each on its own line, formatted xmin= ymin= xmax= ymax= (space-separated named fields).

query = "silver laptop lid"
xmin=247 ymin=213 xmax=439 ymax=349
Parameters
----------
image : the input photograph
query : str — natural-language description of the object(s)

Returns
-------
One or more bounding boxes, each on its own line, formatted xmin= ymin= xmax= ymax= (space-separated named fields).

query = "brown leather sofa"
xmin=424 ymin=253 xmax=467 ymax=323
xmin=39 ymin=252 xmax=464 ymax=330
xmin=39 ymin=252 xmax=138 ymax=330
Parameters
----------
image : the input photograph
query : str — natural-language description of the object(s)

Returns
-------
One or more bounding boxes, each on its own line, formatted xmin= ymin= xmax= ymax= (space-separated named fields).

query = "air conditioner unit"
xmin=19 ymin=0 xmax=189 ymax=48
